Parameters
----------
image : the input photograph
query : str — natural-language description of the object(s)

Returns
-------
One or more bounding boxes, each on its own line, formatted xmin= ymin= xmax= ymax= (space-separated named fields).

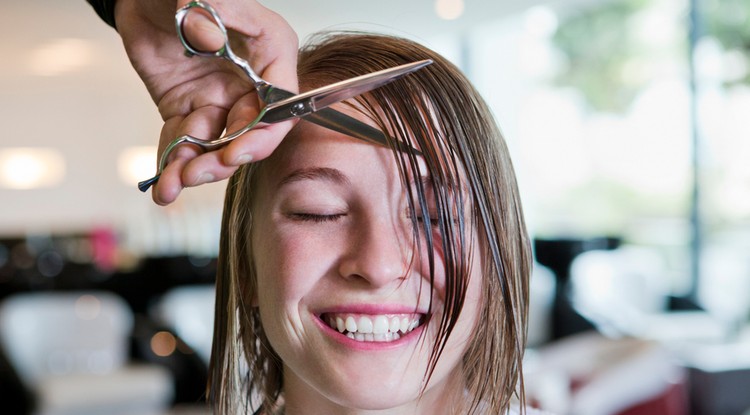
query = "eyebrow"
xmin=413 ymin=175 xmax=432 ymax=189
xmin=278 ymin=167 xmax=352 ymax=188
xmin=412 ymin=173 xmax=469 ymax=198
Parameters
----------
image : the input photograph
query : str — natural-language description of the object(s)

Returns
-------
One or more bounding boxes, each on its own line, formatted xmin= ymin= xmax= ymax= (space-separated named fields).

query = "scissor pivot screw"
xmin=290 ymin=103 xmax=307 ymax=116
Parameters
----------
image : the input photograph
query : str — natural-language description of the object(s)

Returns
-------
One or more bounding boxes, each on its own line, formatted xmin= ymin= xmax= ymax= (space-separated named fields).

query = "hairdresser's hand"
xmin=114 ymin=0 xmax=298 ymax=205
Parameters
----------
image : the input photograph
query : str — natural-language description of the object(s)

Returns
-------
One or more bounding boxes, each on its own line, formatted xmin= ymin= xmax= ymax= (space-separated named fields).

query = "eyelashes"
xmin=409 ymin=212 xmax=440 ymax=227
xmin=287 ymin=211 xmax=439 ymax=226
xmin=287 ymin=212 xmax=346 ymax=223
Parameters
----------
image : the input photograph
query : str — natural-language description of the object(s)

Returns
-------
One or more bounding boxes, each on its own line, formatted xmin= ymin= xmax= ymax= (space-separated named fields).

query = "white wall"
xmin=0 ymin=1 xmax=226 ymax=237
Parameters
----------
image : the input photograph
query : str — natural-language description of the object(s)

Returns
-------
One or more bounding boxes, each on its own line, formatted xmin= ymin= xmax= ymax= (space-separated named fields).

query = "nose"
xmin=337 ymin=215 xmax=412 ymax=287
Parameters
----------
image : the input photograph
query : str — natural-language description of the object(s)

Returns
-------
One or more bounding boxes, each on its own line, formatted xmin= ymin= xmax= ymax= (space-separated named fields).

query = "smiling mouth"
xmin=321 ymin=313 xmax=424 ymax=342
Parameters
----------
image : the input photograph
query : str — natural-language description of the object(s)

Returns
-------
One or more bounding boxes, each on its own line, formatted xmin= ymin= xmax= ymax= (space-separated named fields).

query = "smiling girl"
xmin=208 ymin=33 xmax=532 ymax=415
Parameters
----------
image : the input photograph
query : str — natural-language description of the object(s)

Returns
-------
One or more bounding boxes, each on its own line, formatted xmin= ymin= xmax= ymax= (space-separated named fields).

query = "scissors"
xmin=138 ymin=0 xmax=429 ymax=192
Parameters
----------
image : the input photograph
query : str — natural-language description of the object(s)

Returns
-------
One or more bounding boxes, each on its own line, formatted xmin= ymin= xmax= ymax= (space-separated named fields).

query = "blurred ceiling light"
xmin=0 ymin=148 xmax=66 ymax=189
xmin=29 ymin=38 xmax=94 ymax=77
xmin=118 ymin=146 xmax=157 ymax=186
xmin=435 ymin=0 xmax=464 ymax=20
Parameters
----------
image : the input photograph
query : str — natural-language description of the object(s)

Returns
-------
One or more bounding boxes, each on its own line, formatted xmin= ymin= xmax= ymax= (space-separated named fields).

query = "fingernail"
xmin=233 ymin=154 xmax=253 ymax=165
xmin=195 ymin=173 xmax=215 ymax=185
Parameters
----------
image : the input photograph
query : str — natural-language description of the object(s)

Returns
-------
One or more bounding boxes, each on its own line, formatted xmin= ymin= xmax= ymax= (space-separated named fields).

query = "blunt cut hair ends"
xmin=208 ymin=32 xmax=532 ymax=415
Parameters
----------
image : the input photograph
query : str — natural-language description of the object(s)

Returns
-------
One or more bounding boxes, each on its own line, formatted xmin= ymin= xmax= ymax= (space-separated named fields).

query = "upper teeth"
xmin=324 ymin=314 xmax=421 ymax=342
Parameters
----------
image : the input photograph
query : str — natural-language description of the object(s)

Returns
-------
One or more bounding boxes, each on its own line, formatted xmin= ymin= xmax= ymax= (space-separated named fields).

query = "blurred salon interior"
xmin=1 ymin=0 xmax=748 ymax=414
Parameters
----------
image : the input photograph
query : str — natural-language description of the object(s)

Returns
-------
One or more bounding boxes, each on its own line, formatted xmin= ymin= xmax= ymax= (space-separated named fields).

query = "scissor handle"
xmin=137 ymin=109 xmax=269 ymax=192
xmin=175 ymin=1 xmax=229 ymax=58
xmin=175 ymin=1 xmax=269 ymax=93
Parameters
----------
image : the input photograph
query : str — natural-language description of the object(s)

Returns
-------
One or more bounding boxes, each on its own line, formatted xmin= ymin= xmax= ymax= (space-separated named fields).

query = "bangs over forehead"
xmin=297 ymin=33 xmax=484 ymax=208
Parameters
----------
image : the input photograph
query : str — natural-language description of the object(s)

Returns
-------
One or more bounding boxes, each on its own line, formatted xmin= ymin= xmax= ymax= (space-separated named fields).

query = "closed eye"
xmin=418 ymin=215 xmax=440 ymax=227
xmin=288 ymin=213 xmax=347 ymax=223
xmin=407 ymin=210 xmax=440 ymax=227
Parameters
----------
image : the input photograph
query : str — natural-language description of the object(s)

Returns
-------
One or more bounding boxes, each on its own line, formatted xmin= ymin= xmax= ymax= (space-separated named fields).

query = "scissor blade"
xmin=260 ymin=59 xmax=432 ymax=124
xmin=310 ymin=59 xmax=433 ymax=110
xmin=266 ymin=88 xmax=420 ymax=154
xmin=304 ymin=109 xmax=422 ymax=155
xmin=264 ymin=88 xmax=391 ymax=147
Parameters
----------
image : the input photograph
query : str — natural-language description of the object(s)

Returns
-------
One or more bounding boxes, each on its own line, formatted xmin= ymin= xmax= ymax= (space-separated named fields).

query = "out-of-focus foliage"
xmin=551 ymin=0 xmax=750 ymax=112
xmin=551 ymin=0 xmax=656 ymax=112
xmin=705 ymin=0 xmax=750 ymax=85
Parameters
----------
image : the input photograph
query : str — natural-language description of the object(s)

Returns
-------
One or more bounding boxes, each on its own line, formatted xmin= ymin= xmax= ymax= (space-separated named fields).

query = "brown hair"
xmin=208 ymin=32 xmax=531 ymax=414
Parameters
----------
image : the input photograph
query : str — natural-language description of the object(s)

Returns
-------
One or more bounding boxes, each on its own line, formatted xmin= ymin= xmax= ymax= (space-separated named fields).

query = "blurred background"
xmin=1 ymin=0 xmax=748 ymax=414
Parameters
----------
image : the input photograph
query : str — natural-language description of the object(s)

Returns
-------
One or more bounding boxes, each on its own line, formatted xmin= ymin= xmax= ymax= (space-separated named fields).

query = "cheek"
xmin=252 ymin=220 xmax=332 ymax=307
xmin=414 ymin=227 xmax=474 ymax=303
xmin=462 ymin=240 xmax=487 ymax=346
xmin=465 ymin=252 xmax=484 ymax=311
xmin=414 ymin=241 xmax=447 ymax=301
xmin=447 ymin=251 xmax=485 ymax=341
xmin=432 ymin=234 xmax=485 ymax=346
xmin=462 ymin=233 xmax=485 ymax=314
xmin=252 ymin=223 xmax=315 ymax=351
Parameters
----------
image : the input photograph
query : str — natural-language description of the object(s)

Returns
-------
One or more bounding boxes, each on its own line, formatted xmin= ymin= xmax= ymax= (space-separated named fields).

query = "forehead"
xmin=258 ymin=116 xmax=430 ymax=188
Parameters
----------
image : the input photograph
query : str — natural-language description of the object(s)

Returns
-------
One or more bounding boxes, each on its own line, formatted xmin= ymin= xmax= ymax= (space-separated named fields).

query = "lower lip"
xmin=313 ymin=315 xmax=425 ymax=351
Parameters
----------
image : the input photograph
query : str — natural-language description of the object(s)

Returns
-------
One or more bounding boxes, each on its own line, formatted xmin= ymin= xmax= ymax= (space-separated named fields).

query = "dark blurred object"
xmin=534 ymin=237 xmax=620 ymax=339
xmin=151 ymin=285 xmax=216 ymax=365
xmin=102 ymin=255 xmax=216 ymax=314
xmin=0 ymin=235 xmax=114 ymax=301
xmin=0 ymin=343 xmax=36 ymax=415
xmin=688 ymin=367 xmax=750 ymax=415
xmin=1 ymin=232 xmax=217 ymax=315
xmin=131 ymin=315 xmax=208 ymax=405
xmin=667 ymin=295 xmax=703 ymax=312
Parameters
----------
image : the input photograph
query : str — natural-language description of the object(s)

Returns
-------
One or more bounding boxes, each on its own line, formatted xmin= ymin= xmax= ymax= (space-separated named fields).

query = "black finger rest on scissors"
xmin=138 ymin=175 xmax=160 ymax=192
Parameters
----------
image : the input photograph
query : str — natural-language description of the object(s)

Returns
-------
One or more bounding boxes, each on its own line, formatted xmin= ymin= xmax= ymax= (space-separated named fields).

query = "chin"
xmin=324 ymin=387 xmax=421 ymax=412
xmin=301 ymin=365 xmax=427 ymax=411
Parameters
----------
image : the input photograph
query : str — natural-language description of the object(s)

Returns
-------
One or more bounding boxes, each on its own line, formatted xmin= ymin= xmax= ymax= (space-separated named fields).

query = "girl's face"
xmin=250 ymin=114 xmax=483 ymax=414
